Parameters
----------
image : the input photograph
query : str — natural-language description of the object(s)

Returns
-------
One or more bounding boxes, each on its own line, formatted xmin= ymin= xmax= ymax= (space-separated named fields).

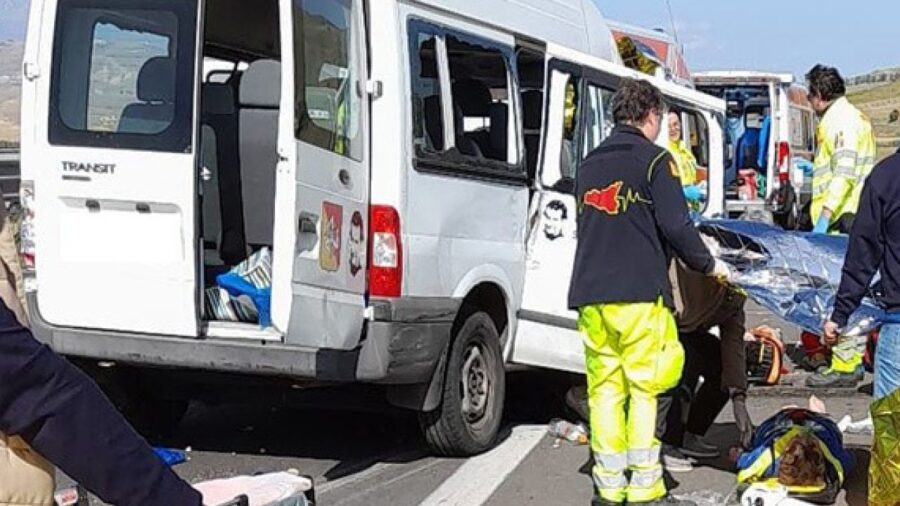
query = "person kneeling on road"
xmin=655 ymin=256 xmax=752 ymax=474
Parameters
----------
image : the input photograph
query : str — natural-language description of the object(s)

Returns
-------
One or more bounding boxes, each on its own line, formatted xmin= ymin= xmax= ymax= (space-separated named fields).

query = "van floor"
xmin=204 ymin=321 xmax=281 ymax=341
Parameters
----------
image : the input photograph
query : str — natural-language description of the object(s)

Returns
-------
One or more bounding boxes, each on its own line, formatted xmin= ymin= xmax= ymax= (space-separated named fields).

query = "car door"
xmin=511 ymin=62 xmax=617 ymax=373
xmin=29 ymin=0 xmax=202 ymax=336
xmin=271 ymin=0 xmax=370 ymax=349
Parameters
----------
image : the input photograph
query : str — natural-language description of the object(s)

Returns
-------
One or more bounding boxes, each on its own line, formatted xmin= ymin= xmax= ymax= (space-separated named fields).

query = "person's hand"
xmin=710 ymin=258 xmax=734 ymax=283
xmin=732 ymin=392 xmax=753 ymax=449
xmin=823 ymin=320 xmax=841 ymax=347
xmin=683 ymin=185 xmax=703 ymax=203
xmin=812 ymin=216 xmax=830 ymax=234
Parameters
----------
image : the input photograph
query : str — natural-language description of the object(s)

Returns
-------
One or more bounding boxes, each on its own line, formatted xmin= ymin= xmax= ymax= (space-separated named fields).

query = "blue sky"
xmin=597 ymin=0 xmax=897 ymax=79
xmin=1 ymin=0 xmax=895 ymax=79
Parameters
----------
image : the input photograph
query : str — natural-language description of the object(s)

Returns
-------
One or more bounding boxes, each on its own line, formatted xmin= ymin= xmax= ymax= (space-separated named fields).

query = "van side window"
xmin=294 ymin=0 xmax=362 ymax=161
xmin=684 ymin=111 xmax=710 ymax=168
xmin=540 ymin=68 xmax=580 ymax=193
xmin=446 ymin=34 xmax=514 ymax=163
xmin=49 ymin=0 xmax=198 ymax=152
xmin=582 ymin=84 xmax=615 ymax=158
xmin=409 ymin=25 xmax=443 ymax=153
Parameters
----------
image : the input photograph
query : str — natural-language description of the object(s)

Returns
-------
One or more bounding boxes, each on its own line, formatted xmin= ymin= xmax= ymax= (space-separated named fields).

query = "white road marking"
xmin=418 ymin=425 xmax=545 ymax=506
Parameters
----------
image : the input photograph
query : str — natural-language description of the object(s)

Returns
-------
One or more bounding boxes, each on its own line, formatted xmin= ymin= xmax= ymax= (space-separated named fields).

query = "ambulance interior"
xmin=700 ymin=86 xmax=773 ymax=202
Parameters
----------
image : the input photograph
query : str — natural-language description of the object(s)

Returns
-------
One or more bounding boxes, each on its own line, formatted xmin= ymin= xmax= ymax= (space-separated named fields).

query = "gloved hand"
xmin=812 ymin=216 xmax=830 ymax=234
xmin=683 ymin=185 xmax=703 ymax=203
xmin=709 ymin=258 xmax=734 ymax=283
xmin=732 ymin=392 xmax=753 ymax=449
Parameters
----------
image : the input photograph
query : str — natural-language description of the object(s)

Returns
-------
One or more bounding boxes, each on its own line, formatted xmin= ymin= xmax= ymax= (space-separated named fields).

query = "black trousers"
xmin=0 ymin=303 xmax=201 ymax=506
xmin=656 ymin=331 xmax=730 ymax=445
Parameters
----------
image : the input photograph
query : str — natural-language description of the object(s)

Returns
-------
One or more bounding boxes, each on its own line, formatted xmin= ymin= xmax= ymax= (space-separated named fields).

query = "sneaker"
xmin=661 ymin=444 xmax=693 ymax=473
xmin=806 ymin=366 xmax=864 ymax=388
xmin=680 ymin=432 xmax=720 ymax=459
xmin=632 ymin=495 xmax=698 ymax=506
xmin=565 ymin=385 xmax=590 ymax=423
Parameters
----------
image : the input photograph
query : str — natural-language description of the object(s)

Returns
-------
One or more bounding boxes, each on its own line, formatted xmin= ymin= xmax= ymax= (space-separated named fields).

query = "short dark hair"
xmin=612 ymin=78 xmax=665 ymax=125
xmin=545 ymin=200 xmax=568 ymax=220
xmin=806 ymin=65 xmax=846 ymax=102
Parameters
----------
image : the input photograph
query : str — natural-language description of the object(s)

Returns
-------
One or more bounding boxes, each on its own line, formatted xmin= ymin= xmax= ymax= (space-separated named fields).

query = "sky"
xmin=0 ymin=0 xmax=896 ymax=79
xmin=597 ymin=0 xmax=897 ymax=79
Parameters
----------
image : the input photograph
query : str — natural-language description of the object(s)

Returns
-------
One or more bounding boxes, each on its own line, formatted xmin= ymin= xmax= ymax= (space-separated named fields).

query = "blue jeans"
xmin=875 ymin=322 xmax=900 ymax=401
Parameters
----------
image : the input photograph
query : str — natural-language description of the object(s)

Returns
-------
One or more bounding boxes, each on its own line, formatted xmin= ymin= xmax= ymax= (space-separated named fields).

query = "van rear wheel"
xmin=419 ymin=311 xmax=505 ymax=456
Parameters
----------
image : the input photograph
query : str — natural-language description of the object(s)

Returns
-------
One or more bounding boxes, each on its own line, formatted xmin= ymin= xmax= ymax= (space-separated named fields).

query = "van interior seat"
xmin=201 ymin=82 xmax=247 ymax=268
xmin=118 ymin=57 xmax=176 ymax=134
xmin=452 ymin=79 xmax=494 ymax=158
xmin=238 ymin=59 xmax=281 ymax=249
xmin=521 ymin=90 xmax=544 ymax=182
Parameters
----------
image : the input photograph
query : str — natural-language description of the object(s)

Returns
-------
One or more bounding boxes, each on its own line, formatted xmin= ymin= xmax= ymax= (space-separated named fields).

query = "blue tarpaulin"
xmin=699 ymin=220 xmax=882 ymax=336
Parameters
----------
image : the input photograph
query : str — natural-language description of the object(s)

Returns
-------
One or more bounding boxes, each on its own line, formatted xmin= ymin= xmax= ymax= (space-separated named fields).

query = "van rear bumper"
xmin=27 ymin=293 xmax=457 ymax=384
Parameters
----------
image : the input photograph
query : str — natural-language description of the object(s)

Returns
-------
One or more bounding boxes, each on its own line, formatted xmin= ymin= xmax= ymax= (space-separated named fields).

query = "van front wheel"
xmin=419 ymin=311 xmax=505 ymax=456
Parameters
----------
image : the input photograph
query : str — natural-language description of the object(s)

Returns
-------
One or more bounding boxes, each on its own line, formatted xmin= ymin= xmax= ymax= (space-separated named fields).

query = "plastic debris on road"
xmin=700 ymin=220 xmax=883 ymax=336
xmin=838 ymin=414 xmax=874 ymax=435
xmin=547 ymin=418 xmax=588 ymax=446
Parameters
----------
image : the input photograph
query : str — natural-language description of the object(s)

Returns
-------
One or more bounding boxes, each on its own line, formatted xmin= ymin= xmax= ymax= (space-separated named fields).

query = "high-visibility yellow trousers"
xmin=579 ymin=298 xmax=684 ymax=503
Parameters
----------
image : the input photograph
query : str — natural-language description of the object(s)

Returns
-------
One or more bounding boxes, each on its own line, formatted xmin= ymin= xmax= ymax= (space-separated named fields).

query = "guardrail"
xmin=0 ymin=150 xmax=21 ymax=206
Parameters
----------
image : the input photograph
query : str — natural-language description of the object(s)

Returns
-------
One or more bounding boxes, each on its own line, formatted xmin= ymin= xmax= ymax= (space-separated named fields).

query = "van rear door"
xmin=29 ymin=0 xmax=201 ymax=336
xmin=270 ymin=0 xmax=370 ymax=349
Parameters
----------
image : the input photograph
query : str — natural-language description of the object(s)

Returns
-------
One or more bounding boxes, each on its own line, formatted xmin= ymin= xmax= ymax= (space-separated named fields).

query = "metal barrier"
xmin=0 ymin=150 xmax=21 ymax=206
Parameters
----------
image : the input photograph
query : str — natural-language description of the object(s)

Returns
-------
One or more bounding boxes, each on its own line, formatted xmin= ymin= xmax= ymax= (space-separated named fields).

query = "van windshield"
xmin=49 ymin=0 xmax=198 ymax=152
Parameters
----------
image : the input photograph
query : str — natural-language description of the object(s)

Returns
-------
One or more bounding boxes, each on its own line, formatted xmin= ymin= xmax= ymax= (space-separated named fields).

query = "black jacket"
xmin=568 ymin=126 xmax=714 ymax=309
xmin=832 ymin=153 xmax=900 ymax=327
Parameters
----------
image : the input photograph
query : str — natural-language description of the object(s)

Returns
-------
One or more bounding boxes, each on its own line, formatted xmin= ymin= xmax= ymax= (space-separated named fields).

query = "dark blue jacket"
xmin=568 ymin=125 xmax=714 ymax=309
xmin=833 ymin=153 xmax=900 ymax=326
xmin=0 ymin=302 xmax=201 ymax=506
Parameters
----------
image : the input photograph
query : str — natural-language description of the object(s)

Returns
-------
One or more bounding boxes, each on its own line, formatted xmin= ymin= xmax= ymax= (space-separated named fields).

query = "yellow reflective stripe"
xmin=594 ymin=452 xmax=627 ymax=472
xmin=629 ymin=467 xmax=664 ymax=488
xmin=628 ymin=446 xmax=661 ymax=466
xmin=647 ymin=151 xmax=668 ymax=183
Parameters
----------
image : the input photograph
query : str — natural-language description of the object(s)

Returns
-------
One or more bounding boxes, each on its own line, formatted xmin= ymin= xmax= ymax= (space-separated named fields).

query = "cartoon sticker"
xmin=319 ymin=202 xmax=343 ymax=272
xmin=349 ymin=211 xmax=365 ymax=277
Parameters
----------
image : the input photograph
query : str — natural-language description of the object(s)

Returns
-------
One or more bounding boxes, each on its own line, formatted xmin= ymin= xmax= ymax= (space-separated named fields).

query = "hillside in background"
xmin=0 ymin=40 xmax=23 ymax=147
xmin=848 ymin=69 xmax=900 ymax=161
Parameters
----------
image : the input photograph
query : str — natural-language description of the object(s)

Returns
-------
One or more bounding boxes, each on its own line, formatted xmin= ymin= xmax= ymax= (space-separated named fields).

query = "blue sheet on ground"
xmin=699 ymin=220 xmax=882 ymax=335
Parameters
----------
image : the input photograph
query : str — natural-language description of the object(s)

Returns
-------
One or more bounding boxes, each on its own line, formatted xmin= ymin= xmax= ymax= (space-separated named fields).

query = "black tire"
xmin=419 ymin=311 xmax=505 ymax=456
xmin=81 ymin=363 xmax=188 ymax=438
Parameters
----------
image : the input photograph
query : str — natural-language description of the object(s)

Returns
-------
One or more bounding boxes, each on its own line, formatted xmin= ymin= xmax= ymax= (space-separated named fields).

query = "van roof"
xmin=693 ymin=71 xmax=795 ymax=85
xmin=413 ymin=0 xmax=621 ymax=64
xmin=548 ymin=42 xmax=725 ymax=113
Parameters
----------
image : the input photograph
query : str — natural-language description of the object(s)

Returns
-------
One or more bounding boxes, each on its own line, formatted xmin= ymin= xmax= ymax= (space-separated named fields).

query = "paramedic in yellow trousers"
xmin=805 ymin=64 xmax=876 ymax=389
xmin=568 ymin=78 xmax=732 ymax=506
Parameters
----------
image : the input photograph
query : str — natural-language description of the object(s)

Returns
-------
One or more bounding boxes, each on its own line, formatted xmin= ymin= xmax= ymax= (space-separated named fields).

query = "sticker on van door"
xmin=349 ymin=211 xmax=365 ymax=277
xmin=320 ymin=202 xmax=343 ymax=272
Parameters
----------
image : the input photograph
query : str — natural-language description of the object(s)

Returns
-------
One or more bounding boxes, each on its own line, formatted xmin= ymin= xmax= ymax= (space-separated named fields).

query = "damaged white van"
xmin=19 ymin=0 xmax=724 ymax=455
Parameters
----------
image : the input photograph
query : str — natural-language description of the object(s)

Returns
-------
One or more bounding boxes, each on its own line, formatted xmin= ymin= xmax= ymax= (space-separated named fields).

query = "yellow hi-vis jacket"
xmin=811 ymin=97 xmax=876 ymax=225
xmin=668 ymin=139 xmax=698 ymax=187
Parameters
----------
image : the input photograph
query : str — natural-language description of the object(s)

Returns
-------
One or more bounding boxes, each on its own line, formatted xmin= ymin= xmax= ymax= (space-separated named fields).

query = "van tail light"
xmin=19 ymin=181 xmax=36 ymax=291
xmin=777 ymin=142 xmax=791 ymax=185
xmin=368 ymin=205 xmax=402 ymax=298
